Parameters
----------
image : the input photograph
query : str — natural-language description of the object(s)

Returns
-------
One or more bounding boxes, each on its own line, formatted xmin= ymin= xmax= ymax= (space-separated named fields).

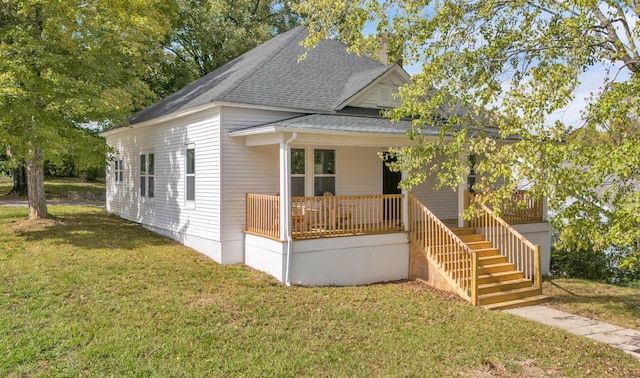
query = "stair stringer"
xmin=409 ymin=238 xmax=472 ymax=302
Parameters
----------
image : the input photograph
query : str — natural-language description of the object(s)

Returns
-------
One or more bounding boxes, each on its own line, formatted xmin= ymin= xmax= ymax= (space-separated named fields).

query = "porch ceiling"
xmin=229 ymin=114 xmax=419 ymax=147
xmin=228 ymin=113 xmax=506 ymax=147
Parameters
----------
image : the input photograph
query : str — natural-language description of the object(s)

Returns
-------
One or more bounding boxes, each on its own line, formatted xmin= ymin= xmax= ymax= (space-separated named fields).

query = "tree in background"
xmin=148 ymin=0 xmax=300 ymax=98
xmin=296 ymin=0 xmax=640 ymax=252
xmin=0 ymin=0 xmax=171 ymax=219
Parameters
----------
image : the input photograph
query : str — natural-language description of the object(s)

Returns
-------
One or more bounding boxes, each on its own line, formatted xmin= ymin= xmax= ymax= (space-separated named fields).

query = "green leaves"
xmin=297 ymin=0 xmax=640 ymax=250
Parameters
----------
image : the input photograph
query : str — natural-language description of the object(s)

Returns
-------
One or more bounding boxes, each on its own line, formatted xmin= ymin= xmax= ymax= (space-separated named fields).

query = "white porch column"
xmin=402 ymin=172 xmax=409 ymax=231
xmin=457 ymin=182 xmax=466 ymax=228
xmin=541 ymin=195 xmax=548 ymax=222
xmin=279 ymin=141 xmax=289 ymax=241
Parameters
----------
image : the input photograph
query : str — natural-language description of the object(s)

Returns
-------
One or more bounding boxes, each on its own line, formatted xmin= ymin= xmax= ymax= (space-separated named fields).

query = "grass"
xmin=0 ymin=206 xmax=638 ymax=377
xmin=0 ymin=177 xmax=105 ymax=198
xmin=543 ymin=278 xmax=640 ymax=331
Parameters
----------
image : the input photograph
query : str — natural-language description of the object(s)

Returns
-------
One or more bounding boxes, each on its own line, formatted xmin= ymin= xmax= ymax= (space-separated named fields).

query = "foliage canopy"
xmin=296 ymin=0 xmax=640 ymax=250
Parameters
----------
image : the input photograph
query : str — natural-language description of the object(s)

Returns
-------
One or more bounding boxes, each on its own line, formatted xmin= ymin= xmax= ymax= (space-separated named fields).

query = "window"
xmin=114 ymin=159 xmax=123 ymax=183
xmin=140 ymin=153 xmax=154 ymax=198
xmin=291 ymin=148 xmax=305 ymax=197
xmin=314 ymin=149 xmax=335 ymax=196
xmin=140 ymin=154 xmax=146 ymax=196
xmin=186 ymin=147 xmax=195 ymax=202
xmin=467 ymin=154 xmax=476 ymax=192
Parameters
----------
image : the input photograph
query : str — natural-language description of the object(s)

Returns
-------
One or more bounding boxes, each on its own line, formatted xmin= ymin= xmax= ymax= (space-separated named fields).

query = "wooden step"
xmin=466 ymin=241 xmax=493 ymax=250
xmin=479 ymin=287 xmax=542 ymax=306
xmin=458 ymin=234 xmax=484 ymax=243
xmin=450 ymin=227 xmax=477 ymax=236
xmin=478 ymin=262 xmax=515 ymax=274
xmin=475 ymin=248 xmax=500 ymax=257
xmin=478 ymin=270 xmax=524 ymax=285
xmin=478 ymin=278 xmax=534 ymax=295
xmin=478 ymin=254 xmax=507 ymax=265
xmin=482 ymin=295 xmax=548 ymax=311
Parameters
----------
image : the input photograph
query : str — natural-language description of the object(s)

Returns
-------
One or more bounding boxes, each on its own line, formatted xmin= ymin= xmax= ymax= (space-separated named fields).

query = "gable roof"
xmin=130 ymin=27 xmax=405 ymax=124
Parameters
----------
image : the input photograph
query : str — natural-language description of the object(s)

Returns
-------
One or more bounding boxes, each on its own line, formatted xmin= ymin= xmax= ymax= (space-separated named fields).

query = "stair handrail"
xmin=467 ymin=199 xmax=542 ymax=289
xmin=408 ymin=193 xmax=477 ymax=303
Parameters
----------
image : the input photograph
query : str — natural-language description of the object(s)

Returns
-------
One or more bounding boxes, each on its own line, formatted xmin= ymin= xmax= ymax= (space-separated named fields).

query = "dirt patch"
xmin=460 ymin=358 xmax=561 ymax=377
xmin=11 ymin=217 xmax=65 ymax=233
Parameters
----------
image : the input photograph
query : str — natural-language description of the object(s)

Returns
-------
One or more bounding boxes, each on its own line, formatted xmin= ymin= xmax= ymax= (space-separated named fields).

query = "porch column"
xmin=401 ymin=172 xmax=409 ymax=231
xmin=541 ymin=195 xmax=548 ymax=222
xmin=279 ymin=141 xmax=290 ymax=241
xmin=457 ymin=182 xmax=466 ymax=228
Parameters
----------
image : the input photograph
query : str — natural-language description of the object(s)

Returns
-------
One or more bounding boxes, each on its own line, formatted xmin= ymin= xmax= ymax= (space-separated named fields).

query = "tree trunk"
xmin=27 ymin=148 xmax=48 ymax=219
xmin=8 ymin=161 xmax=28 ymax=196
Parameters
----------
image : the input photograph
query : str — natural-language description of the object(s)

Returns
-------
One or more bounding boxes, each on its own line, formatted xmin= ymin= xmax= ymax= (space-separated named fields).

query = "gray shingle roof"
xmin=129 ymin=27 xmax=393 ymax=124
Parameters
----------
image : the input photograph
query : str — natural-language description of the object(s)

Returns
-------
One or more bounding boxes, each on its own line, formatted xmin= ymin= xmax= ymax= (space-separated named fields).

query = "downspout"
xmin=284 ymin=132 xmax=297 ymax=286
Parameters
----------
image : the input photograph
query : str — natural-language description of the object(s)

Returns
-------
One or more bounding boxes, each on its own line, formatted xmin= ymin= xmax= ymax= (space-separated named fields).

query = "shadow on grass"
xmin=11 ymin=207 xmax=175 ymax=251
xmin=546 ymin=278 xmax=579 ymax=296
xmin=545 ymin=278 xmax=640 ymax=326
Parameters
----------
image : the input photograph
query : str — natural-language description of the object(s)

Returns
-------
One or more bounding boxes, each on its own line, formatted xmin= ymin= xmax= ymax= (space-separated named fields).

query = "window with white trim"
xmin=186 ymin=147 xmax=195 ymax=202
xmin=314 ymin=149 xmax=335 ymax=196
xmin=140 ymin=153 xmax=154 ymax=198
xmin=291 ymin=148 xmax=305 ymax=197
xmin=467 ymin=154 xmax=476 ymax=192
xmin=114 ymin=158 xmax=123 ymax=183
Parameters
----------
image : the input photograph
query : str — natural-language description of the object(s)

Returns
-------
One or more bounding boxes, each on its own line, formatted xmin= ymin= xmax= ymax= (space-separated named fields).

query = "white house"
xmin=102 ymin=27 xmax=551 ymax=309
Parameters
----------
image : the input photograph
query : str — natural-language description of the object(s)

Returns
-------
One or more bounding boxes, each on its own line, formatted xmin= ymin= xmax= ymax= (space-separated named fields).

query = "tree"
xmin=148 ymin=0 xmax=300 ymax=98
xmin=0 ymin=1 xmax=171 ymax=219
xmin=295 ymin=0 xmax=640 ymax=250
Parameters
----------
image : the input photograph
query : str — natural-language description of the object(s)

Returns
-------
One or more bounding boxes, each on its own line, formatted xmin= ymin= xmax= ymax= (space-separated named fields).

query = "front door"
xmin=382 ymin=153 xmax=402 ymax=221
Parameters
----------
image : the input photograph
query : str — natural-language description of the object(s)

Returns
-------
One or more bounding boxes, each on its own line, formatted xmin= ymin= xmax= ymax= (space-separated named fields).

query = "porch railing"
xmin=246 ymin=193 xmax=280 ymax=240
xmin=465 ymin=192 xmax=541 ymax=288
xmin=408 ymin=193 xmax=475 ymax=303
xmin=465 ymin=190 xmax=543 ymax=224
xmin=291 ymin=194 xmax=404 ymax=239
xmin=246 ymin=193 xmax=404 ymax=240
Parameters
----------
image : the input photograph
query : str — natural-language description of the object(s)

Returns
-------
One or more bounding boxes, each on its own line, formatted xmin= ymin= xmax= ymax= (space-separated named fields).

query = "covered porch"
xmin=230 ymin=115 xmax=549 ymax=287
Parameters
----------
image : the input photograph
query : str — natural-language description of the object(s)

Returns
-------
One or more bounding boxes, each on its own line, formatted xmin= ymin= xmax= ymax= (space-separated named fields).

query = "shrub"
xmin=551 ymin=244 xmax=640 ymax=286
xmin=551 ymin=245 xmax=613 ymax=282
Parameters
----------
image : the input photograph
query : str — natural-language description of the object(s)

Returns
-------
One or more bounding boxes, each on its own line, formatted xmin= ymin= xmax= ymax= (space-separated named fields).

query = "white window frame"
xmin=185 ymin=144 xmax=195 ymax=207
xmin=114 ymin=158 xmax=123 ymax=183
xmin=467 ymin=154 xmax=477 ymax=192
xmin=313 ymin=148 xmax=336 ymax=196
xmin=140 ymin=151 xmax=155 ymax=201
xmin=290 ymin=147 xmax=305 ymax=197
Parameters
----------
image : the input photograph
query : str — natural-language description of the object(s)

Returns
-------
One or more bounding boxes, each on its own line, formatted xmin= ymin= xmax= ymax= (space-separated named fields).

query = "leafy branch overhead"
xmin=0 ymin=0 xmax=171 ymax=219
xmin=296 ymin=0 xmax=640 ymax=249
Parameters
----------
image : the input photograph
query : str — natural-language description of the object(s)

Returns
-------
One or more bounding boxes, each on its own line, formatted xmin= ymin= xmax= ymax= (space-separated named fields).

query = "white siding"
xmin=347 ymin=71 xmax=407 ymax=109
xmin=220 ymin=107 xmax=302 ymax=261
xmin=105 ymin=108 xmax=222 ymax=259
xmin=337 ymin=147 xmax=384 ymax=195
xmin=411 ymin=155 xmax=459 ymax=220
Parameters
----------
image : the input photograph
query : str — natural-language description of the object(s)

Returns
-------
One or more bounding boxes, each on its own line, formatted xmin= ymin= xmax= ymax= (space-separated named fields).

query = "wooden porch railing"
xmin=246 ymin=193 xmax=280 ymax=240
xmin=501 ymin=190 xmax=543 ymax=224
xmin=465 ymin=190 xmax=543 ymax=224
xmin=246 ymin=193 xmax=404 ymax=240
xmin=291 ymin=194 xmax=404 ymax=239
xmin=408 ymin=193 xmax=475 ymax=303
xmin=465 ymin=192 xmax=541 ymax=288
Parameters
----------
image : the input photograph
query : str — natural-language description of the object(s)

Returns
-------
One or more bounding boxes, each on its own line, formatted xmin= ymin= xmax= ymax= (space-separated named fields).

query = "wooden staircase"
xmin=452 ymin=226 xmax=547 ymax=310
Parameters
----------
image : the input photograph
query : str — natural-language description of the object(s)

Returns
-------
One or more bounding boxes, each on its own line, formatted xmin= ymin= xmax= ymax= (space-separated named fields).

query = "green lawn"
xmin=0 ymin=177 xmax=105 ymax=198
xmin=543 ymin=278 xmax=640 ymax=331
xmin=1 ymin=206 xmax=638 ymax=377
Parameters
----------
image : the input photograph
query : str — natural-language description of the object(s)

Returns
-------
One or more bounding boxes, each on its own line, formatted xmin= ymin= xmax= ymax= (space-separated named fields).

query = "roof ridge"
xmin=218 ymin=26 xmax=307 ymax=101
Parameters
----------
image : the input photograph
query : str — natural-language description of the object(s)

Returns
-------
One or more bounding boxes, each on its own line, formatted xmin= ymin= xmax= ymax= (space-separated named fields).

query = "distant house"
xmin=101 ymin=27 xmax=550 ymax=309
